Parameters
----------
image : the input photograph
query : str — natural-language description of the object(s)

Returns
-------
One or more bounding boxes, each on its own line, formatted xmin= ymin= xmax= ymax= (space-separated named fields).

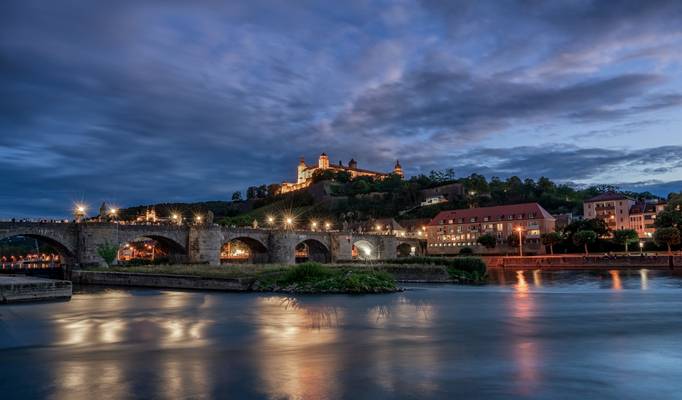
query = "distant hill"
xmin=116 ymin=171 xmax=667 ymax=228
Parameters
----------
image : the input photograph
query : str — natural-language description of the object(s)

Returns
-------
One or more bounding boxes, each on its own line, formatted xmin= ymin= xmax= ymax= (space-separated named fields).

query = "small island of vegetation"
xmin=79 ymin=256 xmax=488 ymax=294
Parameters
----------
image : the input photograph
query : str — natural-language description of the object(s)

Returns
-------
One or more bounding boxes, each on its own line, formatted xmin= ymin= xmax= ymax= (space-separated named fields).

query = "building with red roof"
xmin=426 ymin=202 xmax=556 ymax=255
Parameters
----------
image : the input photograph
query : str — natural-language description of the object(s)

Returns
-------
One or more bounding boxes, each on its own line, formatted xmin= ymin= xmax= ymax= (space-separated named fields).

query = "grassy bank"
xmin=85 ymin=264 xmax=289 ymax=279
xmin=83 ymin=263 xmax=399 ymax=293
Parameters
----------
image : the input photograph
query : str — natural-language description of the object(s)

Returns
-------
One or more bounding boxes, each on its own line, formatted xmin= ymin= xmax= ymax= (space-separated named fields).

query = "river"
xmin=2 ymin=269 xmax=682 ymax=399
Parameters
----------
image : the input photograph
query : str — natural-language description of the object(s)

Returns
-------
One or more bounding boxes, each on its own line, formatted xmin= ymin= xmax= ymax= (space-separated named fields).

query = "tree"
xmin=654 ymin=227 xmax=681 ymax=255
xmin=256 ymin=185 xmax=268 ymax=199
xmin=573 ymin=230 xmax=597 ymax=255
xmin=612 ymin=229 xmax=639 ymax=253
xmin=506 ymin=234 xmax=520 ymax=249
xmin=541 ymin=232 xmax=562 ymax=255
xmin=654 ymin=195 xmax=682 ymax=230
xmin=231 ymin=191 xmax=242 ymax=201
xmin=246 ymin=186 xmax=257 ymax=200
xmin=477 ymin=233 xmax=497 ymax=249
xmin=96 ymin=242 xmax=118 ymax=267
xmin=267 ymin=184 xmax=281 ymax=197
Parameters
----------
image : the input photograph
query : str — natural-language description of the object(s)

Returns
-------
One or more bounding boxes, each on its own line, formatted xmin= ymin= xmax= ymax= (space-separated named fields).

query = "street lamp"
xmin=324 ymin=222 xmax=331 ymax=230
xmin=74 ymin=204 xmax=87 ymax=222
xmin=515 ymin=226 xmax=525 ymax=257
xmin=267 ymin=215 xmax=274 ymax=227
xmin=310 ymin=221 xmax=318 ymax=231
xmin=108 ymin=208 xmax=118 ymax=220
xmin=639 ymin=241 xmax=644 ymax=255
xmin=284 ymin=216 xmax=294 ymax=230
xmin=195 ymin=215 xmax=202 ymax=224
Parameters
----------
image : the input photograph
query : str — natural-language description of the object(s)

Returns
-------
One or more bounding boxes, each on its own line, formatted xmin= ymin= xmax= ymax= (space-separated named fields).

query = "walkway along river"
xmin=2 ymin=269 xmax=682 ymax=399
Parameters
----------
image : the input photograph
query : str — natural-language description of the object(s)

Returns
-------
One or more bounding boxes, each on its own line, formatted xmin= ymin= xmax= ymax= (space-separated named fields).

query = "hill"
xmin=117 ymin=170 xmax=664 ymax=228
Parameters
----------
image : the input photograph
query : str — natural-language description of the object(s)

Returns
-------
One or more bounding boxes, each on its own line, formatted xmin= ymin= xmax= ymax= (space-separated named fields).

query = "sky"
xmin=1 ymin=0 xmax=682 ymax=218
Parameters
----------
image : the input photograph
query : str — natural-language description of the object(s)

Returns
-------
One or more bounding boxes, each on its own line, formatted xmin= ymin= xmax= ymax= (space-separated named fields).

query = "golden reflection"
xmin=609 ymin=270 xmax=622 ymax=291
xmin=53 ymin=362 xmax=128 ymax=400
xmin=640 ymin=269 xmax=649 ymax=290
xmin=254 ymin=296 xmax=342 ymax=399
xmin=161 ymin=358 xmax=210 ymax=399
xmin=532 ymin=269 xmax=542 ymax=287
xmin=100 ymin=319 xmax=126 ymax=344
xmin=510 ymin=271 xmax=540 ymax=393
xmin=515 ymin=270 xmax=529 ymax=295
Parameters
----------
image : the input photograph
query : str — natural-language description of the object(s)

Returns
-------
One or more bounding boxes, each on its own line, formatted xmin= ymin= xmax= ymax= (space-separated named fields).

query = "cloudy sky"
xmin=1 ymin=0 xmax=681 ymax=218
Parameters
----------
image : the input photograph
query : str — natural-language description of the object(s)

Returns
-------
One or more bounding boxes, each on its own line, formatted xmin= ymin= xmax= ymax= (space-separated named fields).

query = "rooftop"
xmin=584 ymin=192 xmax=631 ymax=203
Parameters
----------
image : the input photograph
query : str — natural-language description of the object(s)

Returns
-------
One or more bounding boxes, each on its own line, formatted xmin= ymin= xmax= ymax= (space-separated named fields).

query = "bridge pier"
xmin=188 ymin=226 xmax=222 ymax=265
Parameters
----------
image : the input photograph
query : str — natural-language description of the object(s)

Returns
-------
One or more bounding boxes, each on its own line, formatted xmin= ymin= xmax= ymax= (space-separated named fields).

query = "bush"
xmin=264 ymin=262 xmax=397 ymax=293
xmin=279 ymin=262 xmax=334 ymax=285
xmin=96 ymin=242 xmax=118 ymax=267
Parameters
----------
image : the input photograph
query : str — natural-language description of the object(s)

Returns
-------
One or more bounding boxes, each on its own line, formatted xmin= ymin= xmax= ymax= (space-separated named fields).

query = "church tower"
xmin=318 ymin=152 xmax=330 ymax=169
xmin=393 ymin=160 xmax=404 ymax=178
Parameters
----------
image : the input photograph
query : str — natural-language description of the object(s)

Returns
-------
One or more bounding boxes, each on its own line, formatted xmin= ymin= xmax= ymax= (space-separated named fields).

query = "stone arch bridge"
xmin=0 ymin=222 xmax=424 ymax=267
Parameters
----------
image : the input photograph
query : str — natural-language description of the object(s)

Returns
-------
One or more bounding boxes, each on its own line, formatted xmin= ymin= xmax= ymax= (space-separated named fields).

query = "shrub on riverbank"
xmin=384 ymin=256 xmax=487 ymax=282
xmin=255 ymin=262 xmax=398 ymax=293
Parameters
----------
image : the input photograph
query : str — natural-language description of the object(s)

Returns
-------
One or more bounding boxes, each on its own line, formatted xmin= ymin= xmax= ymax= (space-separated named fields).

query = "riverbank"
xmin=0 ymin=275 xmax=72 ymax=303
xmin=72 ymin=258 xmax=487 ymax=293
xmin=485 ymin=254 xmax=681 ymax=269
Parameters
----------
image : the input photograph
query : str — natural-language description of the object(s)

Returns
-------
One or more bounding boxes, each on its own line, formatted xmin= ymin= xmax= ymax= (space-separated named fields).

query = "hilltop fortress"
xmin=280 ymin=153 xmax=403 ymax=194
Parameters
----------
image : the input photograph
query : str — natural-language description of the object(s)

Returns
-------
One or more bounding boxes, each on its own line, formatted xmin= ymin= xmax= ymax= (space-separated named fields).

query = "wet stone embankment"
xmin=0 ymin=275 xmax=72 ymax=303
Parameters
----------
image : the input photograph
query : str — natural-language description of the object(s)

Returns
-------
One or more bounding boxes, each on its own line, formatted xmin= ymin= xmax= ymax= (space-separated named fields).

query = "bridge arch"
xmin=221 ymin=237 xmax=269 ymax=264
xmin=295 ymin=239 xmax=330 ymax=263
xmin=0 ymin=232 xmax=76 ymax=266
xmin=397 ymin=242 xmax=413 ymax=257
xmin=352 ymin=239 xmax=377 ymax=260
xmin=116 ymin=234 xmax=187 ymax=264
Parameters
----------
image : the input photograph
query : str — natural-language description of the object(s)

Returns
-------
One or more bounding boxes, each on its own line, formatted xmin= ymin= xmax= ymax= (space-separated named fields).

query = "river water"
xmin=2 ymin=269 xmax=682 ymax=399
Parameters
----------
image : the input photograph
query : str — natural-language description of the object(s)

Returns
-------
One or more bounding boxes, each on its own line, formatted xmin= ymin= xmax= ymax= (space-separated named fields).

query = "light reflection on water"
xmin=3 ymin=271 xmax=682 ymax=399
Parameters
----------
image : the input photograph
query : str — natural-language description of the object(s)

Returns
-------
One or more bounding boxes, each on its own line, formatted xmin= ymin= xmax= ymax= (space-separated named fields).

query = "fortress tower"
xmin=318 ymin=152 xmax=330 ymax=169
xmin=393 ymin=160 xmax=404 ymax=177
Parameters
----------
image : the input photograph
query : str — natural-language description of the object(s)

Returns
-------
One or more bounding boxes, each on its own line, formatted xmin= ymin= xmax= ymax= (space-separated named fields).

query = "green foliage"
xmin=506 ymin=234 xmax=520 ymax=248
xmin=654 ymin=227 xmax=681 ymax=254
xmin=232 ymin=191 xmax=242 ymax=201
xmin=279 ymin=262 xmax=334 ymax=285
xmin=573 ymin=230 xmax=597 ymax=255
xmin=96 ymin=242 xmax=119 ymax=267
xmin=612 ymin=229 xmax=639 ymax=251
xmin=540 ymin=232 xmax=562 ymax=254
xmin=564 ymin=218 xmax=610 ymax=238
xmin=655 ymin=195 xmax=682 ymax=230
xmin=271 ymin=262 xmax=397 ymax=293
xmin=477 ymin=233 xmax=497 ymax=249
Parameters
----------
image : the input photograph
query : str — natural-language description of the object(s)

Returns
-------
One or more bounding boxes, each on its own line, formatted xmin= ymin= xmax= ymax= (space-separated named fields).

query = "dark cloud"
xmin=447 ymin=145 xmax=682 ymax=182
xmin=1 ymin=0 xmax=681 ymax=217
